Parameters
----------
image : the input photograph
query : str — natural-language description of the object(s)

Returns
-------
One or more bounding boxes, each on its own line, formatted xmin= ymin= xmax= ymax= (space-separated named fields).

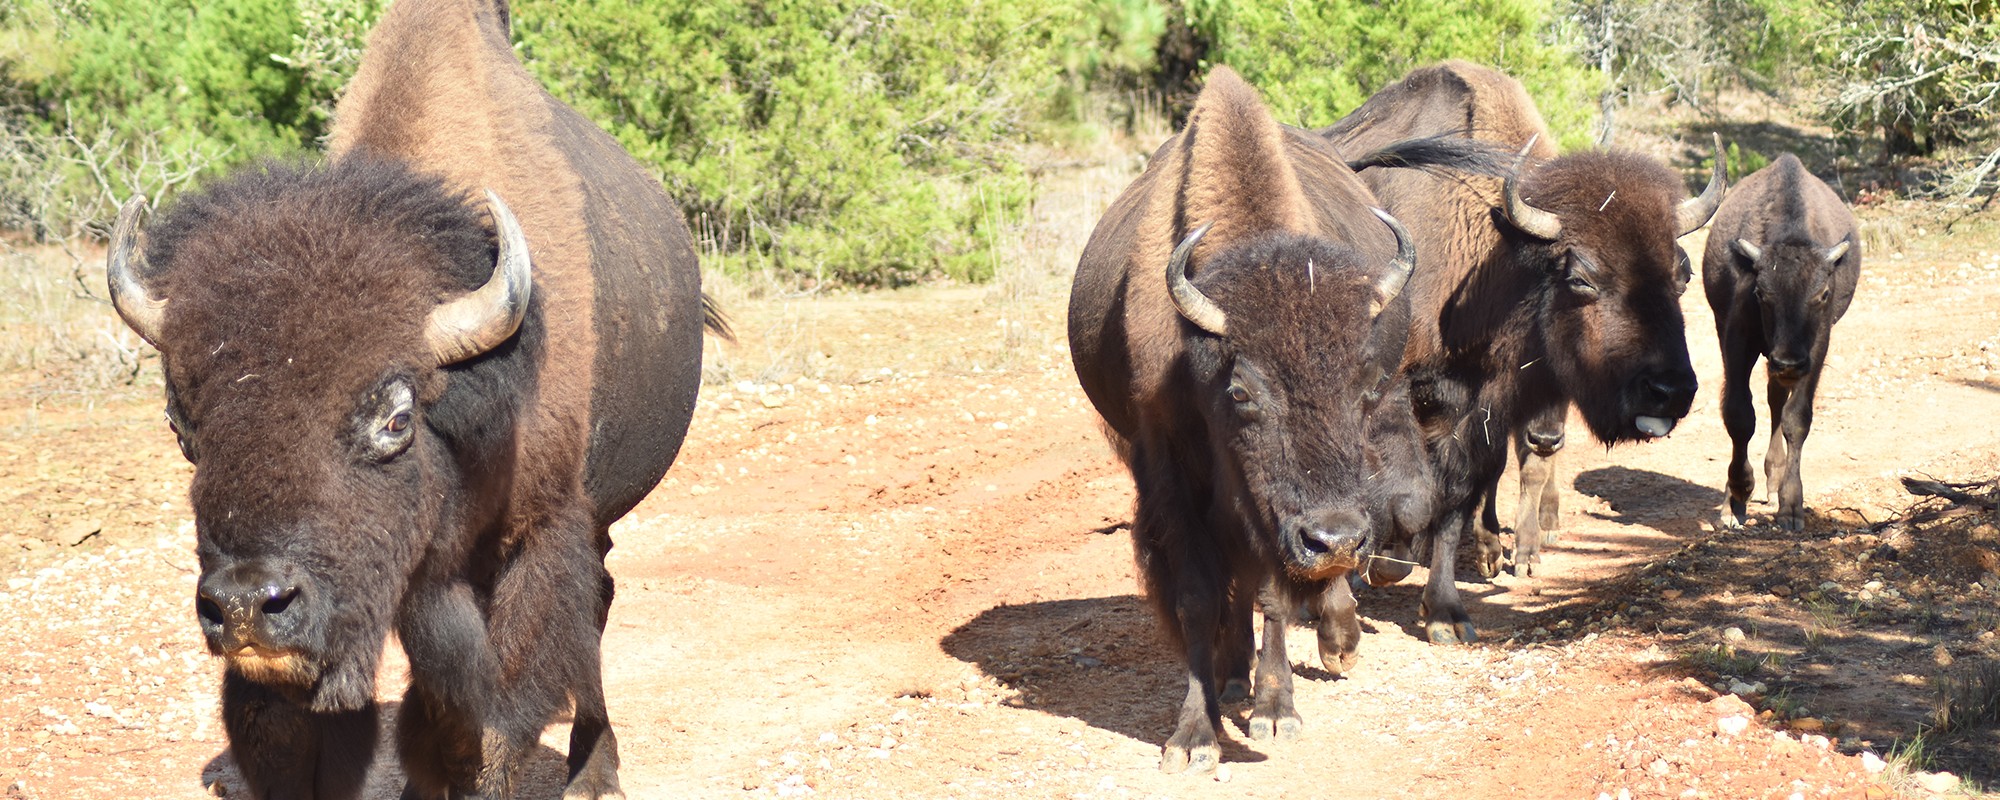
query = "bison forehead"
xmin=1523 ymin=152 xmax=1687 ymax=267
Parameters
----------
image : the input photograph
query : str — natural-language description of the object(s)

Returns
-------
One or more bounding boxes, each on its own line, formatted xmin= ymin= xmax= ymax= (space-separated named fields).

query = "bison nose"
xmin=1525 ymin=427 xmax=1565 ymax=454
xmin=1290 ymin=509 xmax=1369 ymax=573
xmin=1637 ymin=367 xmax=1698 ymax=415
xmin=1768 ymin=354 xmax=1810 ymax=381
xmin=196 ymin=563 xmax=304 ymax=654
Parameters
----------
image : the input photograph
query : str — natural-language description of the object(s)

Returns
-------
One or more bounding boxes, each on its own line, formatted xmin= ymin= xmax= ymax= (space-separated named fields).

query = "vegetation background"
xmin=0 ymin=0 xmax=1993 ymax=286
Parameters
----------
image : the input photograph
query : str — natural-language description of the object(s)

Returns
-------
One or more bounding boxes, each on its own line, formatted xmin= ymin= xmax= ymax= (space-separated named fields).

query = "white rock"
xmin=1859 ymin=751 xmax=1886 ymax=774
xmin=1913 ymin=771 xmax=1958 ymax=793
xmin=1722 ymin=627 xmax=1747 ymax=642
xmin=1716 ymin=714 xmax=1750 ymax=736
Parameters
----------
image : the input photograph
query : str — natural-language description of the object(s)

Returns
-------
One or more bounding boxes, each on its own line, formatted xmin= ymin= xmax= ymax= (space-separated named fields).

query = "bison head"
xmin=107 ymin=159 xmax=532 ymax=712
xmin=1168 ymin=209 xmax=1415 ymax=583
xmin=1498 ymin=137 xmax=1721 ymax=444
xmin=1729 ymin=235 xmax=1853 ymax=385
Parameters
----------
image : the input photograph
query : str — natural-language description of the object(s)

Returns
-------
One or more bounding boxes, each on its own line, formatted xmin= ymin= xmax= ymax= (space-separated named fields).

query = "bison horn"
xmin=427 ymin=190 xmax=534 ymax=365
xmin=107 ymin=196 xmax=168 ymax=349
xmin=1501 ymin=135 xmax=1563 ymax=241
xmin=1732 ymin=239 xmax=1763 ymax=264
xmin=1369 ymin=207 xmax=1414 ymax=319
xmin=1676 ymin=133 xmax=1727 ymax=236
xmin=1166 ymin=221 xmax=1226 ymax=336
xmin=1823 ymin=239 xmax=1851 ymax=263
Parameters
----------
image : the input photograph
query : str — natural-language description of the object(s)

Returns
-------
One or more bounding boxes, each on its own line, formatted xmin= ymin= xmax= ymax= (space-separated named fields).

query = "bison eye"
xmin=386 ymin=412 xmax=411 ymax=434
xmin=1227 ymin=385 xmax=1251 ymax=404
xmin=361 ymin=380 xmax=418 ymax=462
xmin=1566 ymin=275 xmax=1599 ymax=298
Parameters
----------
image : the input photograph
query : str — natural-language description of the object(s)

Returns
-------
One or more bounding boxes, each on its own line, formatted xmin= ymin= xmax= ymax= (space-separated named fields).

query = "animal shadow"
xmin=1574 ymin=465 xmax=1724 ymax=537
xmin=199 ymin=700 xmax=573 ymax=799
xmin=939 ymin=595 xmax=1268 ymax=765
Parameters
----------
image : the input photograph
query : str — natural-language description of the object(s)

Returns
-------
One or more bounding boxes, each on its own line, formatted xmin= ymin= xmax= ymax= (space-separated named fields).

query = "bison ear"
xmin=1179 ymin=66 xmax=1317 ymax=246
xmin=1730 ymin=238 xmax=1763 ymax=271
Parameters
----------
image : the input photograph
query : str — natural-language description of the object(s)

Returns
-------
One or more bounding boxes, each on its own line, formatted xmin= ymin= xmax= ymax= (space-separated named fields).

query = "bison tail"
xmin=1345 ymin=133 xmax=1516 ymax=179
xmin=701 ymin=293 xmax=737 ymax=343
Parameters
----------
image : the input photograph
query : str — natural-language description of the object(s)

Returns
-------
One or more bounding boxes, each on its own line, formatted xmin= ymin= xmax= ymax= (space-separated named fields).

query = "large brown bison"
xmin=104 ymin=1 xmax=723 ymax=796
xmin=1322 ymin=61 xmax=1722 ymax=641
xmin=1703 ymin=153 xmax=1860 ymax=531
xmin=1068 ymin=66 xmax=1467 ymax=775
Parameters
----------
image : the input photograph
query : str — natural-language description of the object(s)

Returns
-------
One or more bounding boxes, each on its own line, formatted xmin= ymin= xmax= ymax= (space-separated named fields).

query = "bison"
xmin=1068 ymin=67 xmax=1439 ymax=774
xmin=1476 ymin=403 xmax=1568 ymax=577
xmin=104 ymin=1 xmax=724 ymax=796
xmin=1703 ymin=153 xmax=1860 ymax=531
xmin=1321 ymin=61 xmax=1722 ymax=642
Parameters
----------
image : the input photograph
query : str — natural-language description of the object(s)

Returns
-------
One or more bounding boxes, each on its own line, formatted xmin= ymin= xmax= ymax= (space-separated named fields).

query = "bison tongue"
xmin=1636 ymin=415 xmax=1675 ymax=438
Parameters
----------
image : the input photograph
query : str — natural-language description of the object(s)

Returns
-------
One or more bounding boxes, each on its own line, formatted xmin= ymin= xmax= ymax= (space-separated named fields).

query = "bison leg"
xmin=1128 ymin=451 xmax=1225 ymax=775
xmin=1537 ymin=451 xmax=1562 ymax=536
xmin=1768 ymin=368 xmax=1821 ymax=532
xmin=1473 ymin=477 xmax=1507 ymax=579
xmin=1762 ymin=373 xmax=1793 ymax=508
xmin=1247 ymin=582 xmax=1303 ymax=740
xmin=1213 ymin=585 xmax=1253 ymax=704
xmin=1719 ymin=329 xmax=1762 ymax=528
xmin=1511 ymin=450 xmax=1554 ymax=578
xmin=221 ymin=671 xmax=378 ymax=800
xmin=1315 ymin=576 xmax=1360 ymax=678
xmin=396 ymin=582 xmax=496 ymax=798
xmin=1418 ymin=501 xmax=1478 ymax=644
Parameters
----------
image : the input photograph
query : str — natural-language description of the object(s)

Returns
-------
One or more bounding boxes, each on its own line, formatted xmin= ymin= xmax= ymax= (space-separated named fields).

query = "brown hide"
xmin=330 ymin=0 xmax=705 ymax=525
xmin=1071 ymin=66 xmax=1394 ymax=444
xmin=1319 ymin=60 xmax=1554 ymax=371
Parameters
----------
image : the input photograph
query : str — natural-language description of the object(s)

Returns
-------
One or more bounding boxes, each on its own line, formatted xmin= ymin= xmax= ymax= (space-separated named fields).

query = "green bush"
xmin=512 ymin=0 xmax=1142 ymax=285
xmin=1180 ymin=0 xmax=1605 ymax=149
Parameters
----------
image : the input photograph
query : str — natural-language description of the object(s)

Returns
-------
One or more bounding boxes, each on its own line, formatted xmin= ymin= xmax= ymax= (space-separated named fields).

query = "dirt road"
xmin=3 ymin=196 xmax=1998 ymax=798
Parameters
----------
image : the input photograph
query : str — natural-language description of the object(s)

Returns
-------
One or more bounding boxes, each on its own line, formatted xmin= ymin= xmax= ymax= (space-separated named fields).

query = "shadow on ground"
xmin=1575 ymin=465 xmax=1725 ymax=536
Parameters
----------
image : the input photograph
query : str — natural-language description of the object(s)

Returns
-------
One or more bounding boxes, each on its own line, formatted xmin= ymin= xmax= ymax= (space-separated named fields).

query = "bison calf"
xmin=1703 ymin=153 xmax=1860 ymax=531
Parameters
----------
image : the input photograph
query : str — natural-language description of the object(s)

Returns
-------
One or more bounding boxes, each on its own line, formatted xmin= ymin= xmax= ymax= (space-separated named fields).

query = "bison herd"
xmin=98 ymin=0 xmax=1862 ymax=794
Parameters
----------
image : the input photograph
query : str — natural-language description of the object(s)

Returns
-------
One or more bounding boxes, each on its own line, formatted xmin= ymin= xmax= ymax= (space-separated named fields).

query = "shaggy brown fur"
xmin=1321 ymin=61 xmax=1707 ymax=640
xmin=1703 ymin=153 xmax=1860 ymax=531
xmin=121 ymin=1 xmax=718 ymax=797
xmin=1069 ymin=66 xmax=1448 ymax=777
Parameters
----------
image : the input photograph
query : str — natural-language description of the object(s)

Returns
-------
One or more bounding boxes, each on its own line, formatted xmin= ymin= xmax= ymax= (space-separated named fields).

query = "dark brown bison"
xmin=1067 ymin=67 xmax=1432 ymax=774
xmin=1703 ymin=153 xmax=1860 ymax=531
xmin=1321 ymin=61 xmax=1722 ymax=641
xmin=1476 ymin=403 xmax=1568 ymax=576
xmin=104 ymin=1 xmax=724 ymax=796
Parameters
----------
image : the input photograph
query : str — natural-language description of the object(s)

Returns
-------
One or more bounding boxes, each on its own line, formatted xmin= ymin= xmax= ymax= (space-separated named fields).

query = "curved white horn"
xmin=1677 ymin=133 xmax=1727 ymax=235
xmin=1369 ymin=207 xmax=1415 ymax=319
xmin=427 ymin=190 xmax=534 ymax=365
xmin=1501 ymin=135 xmax=1562 ymax=241
xmin=1165 ymin=221 xmax=1225 ymax=336
xmin=107 ymin=196 xmax=168 ymax=349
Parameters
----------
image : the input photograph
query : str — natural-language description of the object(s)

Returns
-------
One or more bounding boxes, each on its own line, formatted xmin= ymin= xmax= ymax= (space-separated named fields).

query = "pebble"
xmin=1214 ymin=764 xmax=1231 ymax=783
xmin=1722 ymin=627 xmax=1746 ymax=642
xmin=1859 ymin=750 xmax=1885 ymax=774
xmin=1716 ymin=715 xmax=1750 ymax=736
xmin=1913 ymin=771 xmax=1958 ymax=793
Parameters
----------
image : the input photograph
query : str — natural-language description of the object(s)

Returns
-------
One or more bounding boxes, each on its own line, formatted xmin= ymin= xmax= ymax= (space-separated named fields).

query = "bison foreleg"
xmin=1213 ymin=585 xmax=1254 ymax=704
xmin=1314 ymin=576 xmax=1360 ymax=678
xmin=1769 ymin=368 xmax=1821 ymax=532
xmin=1246 ymin=581 xmax=1303 ymax=741
xmin=1719 ymin=331 xmax=1762 ymax=529
xmin=1418 ymin=502 xmax=1478 ymax=644
xmin=221 ymin=671 xmax=379 ymax=800
xmin=1511 ymin=450 xmax=1555 ymax=578
xmin=1161 ymin=579 xmax=1225 ymax=774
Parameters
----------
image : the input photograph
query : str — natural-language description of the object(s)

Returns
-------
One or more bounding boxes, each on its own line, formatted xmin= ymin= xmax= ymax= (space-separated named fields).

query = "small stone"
xmin=760 ymin=394 xmax=784 ymax=408
xmin=1716 ymin=715 xmax=1750 ymax=736
xmin=1214 ymin=764 xmax=1231 ymax=783
xmin=1661 ymin=589 xmax=1684 ymax=600
xmin=1859 ymin=751 xmax=1886 ymax=774
xmin=1933 ymin=644 xmax=1953 ymax=667
xmin=1789 ymin=717 xmax=1824 ymax=733
xmin=1801 ymin=734 xmax=1831 ymax=750
xmin=1647 ymin=757 xmax=1671 ymax=776
xmin=1913 ymin=771 xmax=1958 ymax=793
xmin=1706 ymin=694 xmax=1755 ymax=717
xmin=52 ymin=520 xmax=103 ymax=547
xmin=1722 ymin=627 xmax=1747 ymax=642
xmin=1771 ymin=731 xmax=1803 ymax=757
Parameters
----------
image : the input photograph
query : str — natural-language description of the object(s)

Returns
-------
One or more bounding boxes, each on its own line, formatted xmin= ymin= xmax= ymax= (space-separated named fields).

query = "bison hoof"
xmin=1511 ymin=560 xmax=1534 ymax=579
xmin=1319 ymin=650 xmax=1359 ymax=678
xmin=1218 ymin=678 xmax=1251 ymax=704
xmin=1474 ymin=552 xmax=1505 ymax=580
xmin=1720 ymin=510 xmax=1747 ymax=531
xmin=1248 ymin=710 xmax=1303 ymax=741
xmin=562 ymin=781 xmax=626 ymax=800
xmin=1160 ymin=737 xmax=1220 ymax=775
xmin=1426 ymin=620 xmax=1477 ymax=645
xmin=1775 ymin=512 xmax=1804 ymax=532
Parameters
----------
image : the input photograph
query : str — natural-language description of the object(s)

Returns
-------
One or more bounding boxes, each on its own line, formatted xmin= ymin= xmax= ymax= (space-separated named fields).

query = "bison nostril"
xmin=262 ymin=586 xmax=300 ymax=617
xmin=1299 ymin=531 xmax=1331 ymax=555
xmin=196 ymin=595 xmax=225 ymax=626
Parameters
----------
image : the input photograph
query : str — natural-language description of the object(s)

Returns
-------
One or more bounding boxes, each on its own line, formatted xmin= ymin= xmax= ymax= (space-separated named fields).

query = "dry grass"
xmin=0 ymin=239 xmax=152 ymax=404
